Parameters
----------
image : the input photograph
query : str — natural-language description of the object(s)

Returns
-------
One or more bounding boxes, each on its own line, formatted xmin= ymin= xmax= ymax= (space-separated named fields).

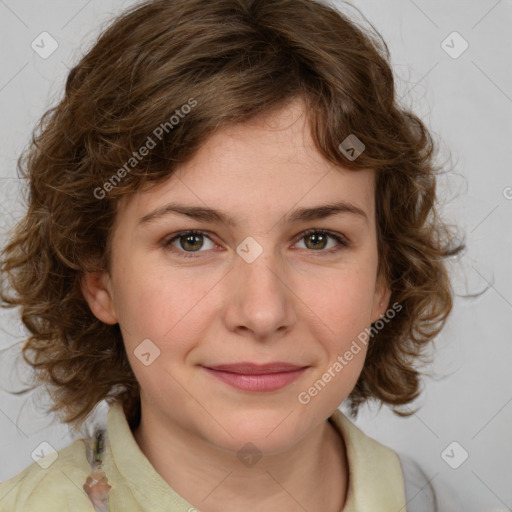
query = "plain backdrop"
xmin=0 ymin=1 xmax=511 ymax=511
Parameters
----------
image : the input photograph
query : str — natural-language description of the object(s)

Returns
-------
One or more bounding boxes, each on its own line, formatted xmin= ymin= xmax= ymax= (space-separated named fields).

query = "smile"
xmin=202 ymin=363 xmax=309 ymax=392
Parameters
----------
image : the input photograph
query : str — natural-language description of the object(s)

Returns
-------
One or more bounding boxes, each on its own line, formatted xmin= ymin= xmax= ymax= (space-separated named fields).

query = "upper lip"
xmin=203 ymin=362 xmax=308 ymax=374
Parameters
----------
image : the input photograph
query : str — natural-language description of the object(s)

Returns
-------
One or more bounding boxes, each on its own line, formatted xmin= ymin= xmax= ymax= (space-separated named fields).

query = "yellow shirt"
xmin=0 ymin=401 xmax=407 ymax=511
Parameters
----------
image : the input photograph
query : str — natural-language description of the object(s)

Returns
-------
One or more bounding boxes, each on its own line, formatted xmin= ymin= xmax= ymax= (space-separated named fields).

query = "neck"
xmin=133 ymin=412 xmax=348 ymax=512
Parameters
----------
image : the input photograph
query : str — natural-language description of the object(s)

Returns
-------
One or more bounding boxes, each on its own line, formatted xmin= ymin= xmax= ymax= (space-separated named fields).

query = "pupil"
xmin=179 ymin=233 xmax=327 ymax=252
xmin=183 ymin=234 xmax=202 ymax=251
xmin=307 ymin=233 xmax=326 ymax=250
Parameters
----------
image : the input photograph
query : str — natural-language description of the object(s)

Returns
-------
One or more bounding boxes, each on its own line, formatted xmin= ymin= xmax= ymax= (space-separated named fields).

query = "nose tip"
xmin=225 ymin=247 xmax=296 ymax=340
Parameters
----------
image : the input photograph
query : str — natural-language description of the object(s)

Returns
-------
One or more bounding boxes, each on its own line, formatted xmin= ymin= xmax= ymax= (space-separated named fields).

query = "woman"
xmin=0 ymin=0 xmax=463 ymax=510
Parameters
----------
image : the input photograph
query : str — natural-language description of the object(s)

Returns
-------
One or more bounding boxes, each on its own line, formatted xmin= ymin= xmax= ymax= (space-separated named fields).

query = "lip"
xmin=202 ymin=362 xmax=309 ymax=392
xmin=206 ymin=362 xmax=306 ymax=374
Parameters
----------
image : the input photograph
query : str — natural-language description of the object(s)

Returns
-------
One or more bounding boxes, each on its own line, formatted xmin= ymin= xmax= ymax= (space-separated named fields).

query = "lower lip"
xmin=203 ymin=367 xmax=307 ymax=392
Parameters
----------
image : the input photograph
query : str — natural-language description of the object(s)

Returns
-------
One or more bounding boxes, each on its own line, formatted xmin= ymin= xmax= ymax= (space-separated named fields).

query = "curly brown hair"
xmin=0 ymin=0 xmax=466 ymax=432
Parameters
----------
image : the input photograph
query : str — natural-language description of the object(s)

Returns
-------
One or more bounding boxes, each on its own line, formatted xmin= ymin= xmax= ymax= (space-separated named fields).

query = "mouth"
xmin=201 ymin=362 xmax=309 ymax=392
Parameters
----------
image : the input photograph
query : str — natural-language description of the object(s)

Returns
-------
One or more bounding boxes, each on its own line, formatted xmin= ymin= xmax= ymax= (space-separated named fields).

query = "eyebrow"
xmin=138 ymin=200 xmax=369 ymax=227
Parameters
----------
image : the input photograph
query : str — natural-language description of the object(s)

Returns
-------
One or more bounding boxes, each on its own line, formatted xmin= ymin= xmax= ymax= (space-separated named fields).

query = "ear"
xmin=370 ymin=271 xmax=392 ymax=324
xmin=81 ymin=271 xmax=118 ymax=325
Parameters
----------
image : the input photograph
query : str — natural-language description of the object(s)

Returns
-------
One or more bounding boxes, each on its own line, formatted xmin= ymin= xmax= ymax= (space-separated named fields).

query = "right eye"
xmin=163 ymin=230 xmax=217 ymax=258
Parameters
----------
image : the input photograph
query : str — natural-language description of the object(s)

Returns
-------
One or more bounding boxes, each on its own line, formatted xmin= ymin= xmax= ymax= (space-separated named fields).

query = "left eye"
xmin=163 ymin=229 xmax=348 ymax=258
xmin=295 ymin=229 xmax=348 ymax=252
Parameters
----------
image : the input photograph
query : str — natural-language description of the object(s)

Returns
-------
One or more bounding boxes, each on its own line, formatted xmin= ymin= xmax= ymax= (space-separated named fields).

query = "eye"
xmin=163 ymin=230 xmax=216 ymax=258
xmin=163 ymin=229 xmax=349 ymax=259
xmin=294 ymin=229 xmax=349 ymax=254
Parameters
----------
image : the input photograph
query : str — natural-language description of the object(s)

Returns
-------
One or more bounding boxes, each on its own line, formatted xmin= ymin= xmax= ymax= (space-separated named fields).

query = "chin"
xmin=200 ymin=408 xmax=312 ymax=456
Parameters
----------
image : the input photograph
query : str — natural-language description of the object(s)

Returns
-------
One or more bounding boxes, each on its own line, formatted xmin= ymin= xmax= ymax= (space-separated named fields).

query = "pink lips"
xmin=202 ymin=362 xmax=308 ymax=392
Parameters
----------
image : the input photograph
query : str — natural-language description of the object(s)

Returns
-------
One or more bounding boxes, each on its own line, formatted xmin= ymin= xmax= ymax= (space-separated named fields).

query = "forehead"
xmin=116 ymin=99 xmax=376 ymax=228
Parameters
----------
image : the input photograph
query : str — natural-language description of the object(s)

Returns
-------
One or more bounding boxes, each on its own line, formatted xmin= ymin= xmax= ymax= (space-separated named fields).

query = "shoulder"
xmin=329 ymin=409 xmax=438 ymax=511
xmin=0 ymin=438 xmax=95 ymax=512
xmin=397 ymin=452 xmax=438 ymax=512
xmin=330 ymin=408 xmax=403 ymax=466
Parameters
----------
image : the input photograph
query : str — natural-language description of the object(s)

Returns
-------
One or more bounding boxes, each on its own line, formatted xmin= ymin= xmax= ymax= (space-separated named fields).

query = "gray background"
xmin=0 ymin=1 xmax=511 ymax=511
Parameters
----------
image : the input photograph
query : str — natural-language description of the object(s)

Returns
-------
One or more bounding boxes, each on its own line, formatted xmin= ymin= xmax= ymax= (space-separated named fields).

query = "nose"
xmin=223 ymin=243 xmax=297 ymax=341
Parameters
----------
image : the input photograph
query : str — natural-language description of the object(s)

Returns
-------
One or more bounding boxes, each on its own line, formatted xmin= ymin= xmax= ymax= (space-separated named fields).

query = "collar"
xmin=104 ymin=401 xmax=406 ymax=511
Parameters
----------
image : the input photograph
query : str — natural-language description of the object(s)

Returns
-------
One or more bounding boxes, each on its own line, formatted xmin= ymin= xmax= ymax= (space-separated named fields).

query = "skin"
xmin=82 ymin=97 xmax=391 ymax=512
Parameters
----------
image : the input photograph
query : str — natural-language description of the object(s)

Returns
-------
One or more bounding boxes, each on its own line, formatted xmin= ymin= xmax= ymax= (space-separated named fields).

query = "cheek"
xmin=112 ymin=261 xmax=214 ymax=353
xmin=307 ymin=268 xmax=376 ymax=337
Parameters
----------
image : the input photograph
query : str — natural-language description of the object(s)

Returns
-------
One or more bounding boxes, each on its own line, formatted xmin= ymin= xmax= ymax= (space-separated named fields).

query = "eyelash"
xmin=162 ymin=229 xmax=349 ymax=259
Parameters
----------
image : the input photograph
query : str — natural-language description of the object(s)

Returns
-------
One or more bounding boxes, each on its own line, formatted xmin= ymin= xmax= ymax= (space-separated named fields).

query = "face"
xmin=82 ymin=98 xmax=391 ymax=455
